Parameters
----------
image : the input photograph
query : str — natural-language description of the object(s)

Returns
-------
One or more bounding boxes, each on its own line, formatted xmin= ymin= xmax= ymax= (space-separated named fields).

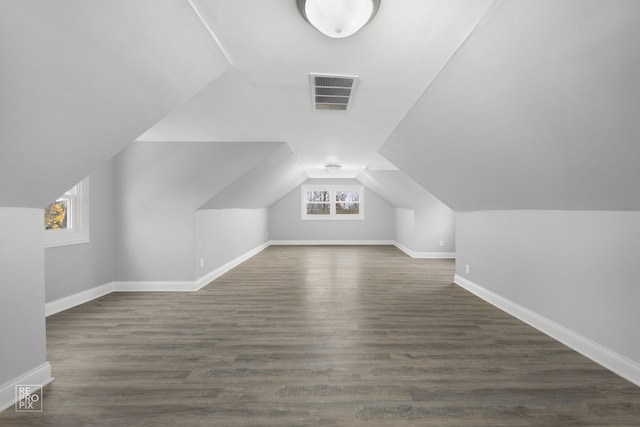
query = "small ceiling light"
xmin=325 ymin=164 xmax=342 ymax=173
xmin=297 ymin=0 xmax=381 ymax=39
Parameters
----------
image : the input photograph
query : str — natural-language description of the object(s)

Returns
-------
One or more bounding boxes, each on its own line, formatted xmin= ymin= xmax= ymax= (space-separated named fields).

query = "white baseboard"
xmin=393 ymin=241 xmax=456 ymax=259
xmin=46 ymin=280 xmax=200 ymax=317
xmin=0 ymin=362 xmax=54 ymax=412
xmin=269 ymin=240 xmax=394 ymax=246
xmin=45 ymin=242 xmax=272 ymax=316
xmin=269 ymin=240 xmax=456 ymax=259
xmin=46 ymin=282 xmax=114 ymax=316
xmin=46 ymin=241 xmax=457 ymax=317
xmin=195 ymin=241 xmax=270 ymax=290
xmin=454 ymin=274 xmax=640 ymax=387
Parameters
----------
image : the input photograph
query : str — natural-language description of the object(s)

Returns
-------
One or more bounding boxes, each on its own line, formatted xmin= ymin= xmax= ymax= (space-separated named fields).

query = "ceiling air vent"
xmin=310 ymin=73 xmax=358 ymax=112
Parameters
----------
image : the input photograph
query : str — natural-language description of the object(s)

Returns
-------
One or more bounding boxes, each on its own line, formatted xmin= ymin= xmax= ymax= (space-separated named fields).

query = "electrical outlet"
xmin=200 ymin=258 xmax=204 ymax=269
xmin=439 ymin=240 xmax=444 ymax=247
xmin=465 ymin=264 xmax=470 ymax=275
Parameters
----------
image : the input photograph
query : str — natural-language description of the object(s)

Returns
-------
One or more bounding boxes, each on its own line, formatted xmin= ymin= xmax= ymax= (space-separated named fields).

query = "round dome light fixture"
xmin=325 ymin=164 xmax=342 ymax=173
xmin=297 ymin=0 xmax=381 ymax=39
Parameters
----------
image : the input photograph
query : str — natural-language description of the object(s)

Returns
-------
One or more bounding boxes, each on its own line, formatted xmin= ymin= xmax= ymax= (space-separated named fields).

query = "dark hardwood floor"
xmin=2 ymin=245 xmax=639 ymax=426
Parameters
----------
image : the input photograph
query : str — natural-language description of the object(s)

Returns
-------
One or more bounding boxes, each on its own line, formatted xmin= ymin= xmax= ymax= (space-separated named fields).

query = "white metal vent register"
xmin=310 ymin=73 xmax=358 ymax=111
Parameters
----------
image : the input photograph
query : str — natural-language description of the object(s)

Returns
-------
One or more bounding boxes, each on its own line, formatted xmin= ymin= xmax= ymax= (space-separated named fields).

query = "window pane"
xmin=44 ymin=199 xmax=68 ymax=230
xmin=336 ymin=191 xmax=359 ymax=203
xmin=336 ymin=202 xmax=359 ymax=215
xmin=336 ymin=190 xmax=360 ymax=215
xmin=305 ymin=191 xmax=330 ymax=202
xmin=306 ymin=203 xmax=330 ymax=215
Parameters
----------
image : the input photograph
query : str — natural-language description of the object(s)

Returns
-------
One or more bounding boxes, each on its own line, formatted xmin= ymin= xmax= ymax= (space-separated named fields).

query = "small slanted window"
xmin=44 ymin=178 xmax=89 ymax=247
xmin=301 ymin=185 xmax=364 ymax=220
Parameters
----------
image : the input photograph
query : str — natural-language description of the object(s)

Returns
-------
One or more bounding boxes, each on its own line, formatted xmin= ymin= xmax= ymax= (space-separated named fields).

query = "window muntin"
xmin=44 ymin=178 xmax=89 ymax=247
xmin=301 ymin=185 xmax=364 ymax=220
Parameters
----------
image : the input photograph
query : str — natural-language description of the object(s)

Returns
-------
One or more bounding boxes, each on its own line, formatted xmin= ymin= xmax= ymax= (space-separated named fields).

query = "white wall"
xmin=113 ymin=141 xmax=280 ymax=282
xmin=268 ymin=179 xmax=395 ymax=242
xmin=45 ymin=160 xmax=116 ymax=302
xmin=0 ymin=208 xmax=48 ymax=386
xmin=394 ymin=207 xmax=455 ymax=254
xmin=456 ymin=210 xmax=640 ymax=366
xmin=195 ymin=209 xmax=268 ymax=279
xmin=358 ymin=171 xmax=455 ymax=253
xmin=395 ymin=208 xmax=416 ymax=249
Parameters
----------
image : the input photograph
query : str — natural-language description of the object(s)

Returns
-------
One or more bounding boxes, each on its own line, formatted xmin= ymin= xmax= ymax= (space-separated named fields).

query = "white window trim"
xmin=44 ymin=177 xmax=90 ymax=248
xmin=301 ymin=185 xmax=365 ymax=220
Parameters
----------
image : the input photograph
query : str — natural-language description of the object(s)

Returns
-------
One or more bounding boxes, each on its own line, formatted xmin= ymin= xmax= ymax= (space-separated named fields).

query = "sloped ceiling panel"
xmin=357 ymin=170 xmax=452 ymax=211
xmin=200 ymin=144 xmax=308 ymax=209
xmin=356 ymin=172 xmax=404 ymax=208
xmin=380 ymin=0 xmax=640 ymax=211
xmin=0 ymin=0 xmax=230 ymax=208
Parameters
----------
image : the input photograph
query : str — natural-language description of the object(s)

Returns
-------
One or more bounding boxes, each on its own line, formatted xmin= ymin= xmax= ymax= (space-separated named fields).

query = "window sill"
xmin=301 ymin=215 xmax=365 ymax=221
xmin=44 ymin=230 xmax=89 ymax=248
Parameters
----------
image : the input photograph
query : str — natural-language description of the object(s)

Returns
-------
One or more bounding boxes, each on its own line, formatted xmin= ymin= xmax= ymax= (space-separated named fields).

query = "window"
xmin=301 ymin=185 xmax=364 ymax=220
xmin=305 ymin=189 xmax=331 ymax=215
xmin=44 ymin=177 xmax=89 ymax=247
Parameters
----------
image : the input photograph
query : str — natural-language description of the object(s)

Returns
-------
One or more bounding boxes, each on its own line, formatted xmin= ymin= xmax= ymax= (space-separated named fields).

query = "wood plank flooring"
xmin=2 ymin=245 xmax=639 ymax=426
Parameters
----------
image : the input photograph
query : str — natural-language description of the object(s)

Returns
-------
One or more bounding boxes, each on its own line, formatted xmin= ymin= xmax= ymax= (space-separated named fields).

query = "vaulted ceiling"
xmin=3 ymin=0 xmax=638 ymax=212
xmin=137 ymin=0 xmax=494 ymax=178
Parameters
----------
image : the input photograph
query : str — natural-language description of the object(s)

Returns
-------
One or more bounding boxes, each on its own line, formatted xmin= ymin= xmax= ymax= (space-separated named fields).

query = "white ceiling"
xmin=8 ymin=0 xmax=634 ymax=213
xmin=138 ymin=0 xmax=495 ymax=178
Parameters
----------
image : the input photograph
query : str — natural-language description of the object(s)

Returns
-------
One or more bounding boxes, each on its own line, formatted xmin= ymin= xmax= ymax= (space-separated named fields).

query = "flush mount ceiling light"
xmin=325 ymin=164 xmax=342 ymax=173
xmin=297 ymin=0 xmax=381 ymax=39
